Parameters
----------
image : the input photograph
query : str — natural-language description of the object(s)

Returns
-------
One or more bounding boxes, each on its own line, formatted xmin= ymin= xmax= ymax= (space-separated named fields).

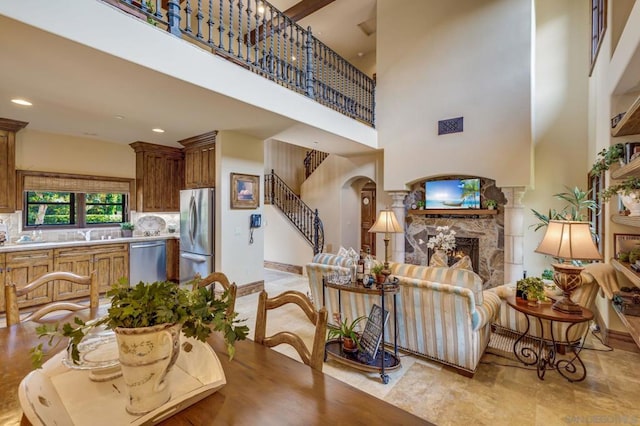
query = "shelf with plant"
xmin=590 ymin=143 xmax=625 ymax=175
xmin=601 ymin=177 xmax=640 ymax=218
xmin=612 ymin=95 xmax=640 ymax=137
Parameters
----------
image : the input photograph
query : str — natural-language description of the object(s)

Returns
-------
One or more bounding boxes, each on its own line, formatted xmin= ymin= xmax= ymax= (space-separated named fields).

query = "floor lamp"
xmin=534 ymin=220 xmax=602 ymax=314
xmin=369 ymin=209 xmax=404 ymax=282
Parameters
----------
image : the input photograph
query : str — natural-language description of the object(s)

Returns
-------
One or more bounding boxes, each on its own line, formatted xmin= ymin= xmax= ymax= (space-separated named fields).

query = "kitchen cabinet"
xmin=179 ymin=131 xmax=217 ymax=189
xmin=3 ymin=249 xmax=54 ymax=310
xmin=166 ymin=238 xmax=179 ymax=282
xmin=130 ymin=142 xmax=184 ymax=212
xmin=0 ymin=118 xmax=28 ymax=213
xmin=54 ymin=243 xmax=130 ymax=298
xmin=0 ymin=253 xmax=4 ymax=311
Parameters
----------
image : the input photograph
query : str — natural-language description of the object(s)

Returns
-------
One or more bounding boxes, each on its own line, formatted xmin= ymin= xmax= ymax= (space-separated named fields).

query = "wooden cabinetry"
xmin=3 ymin=249 xmax=54 ymax=310
xmin=53 ymin=243 xmax=129 ymax=299
xmin=0 ymin=118 xmax=28 ymax=213
xmin=166 ymin=238 xmax=179 ymax=282
xmin=179 ymin=131 xmax=217 ymax=189
xmin=130 ymin=142 xmax=184 ymax=212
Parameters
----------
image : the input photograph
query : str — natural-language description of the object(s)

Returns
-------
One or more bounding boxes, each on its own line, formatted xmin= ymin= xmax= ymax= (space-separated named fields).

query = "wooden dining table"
xmin=0 ymin=309 xmax=432 ymax=425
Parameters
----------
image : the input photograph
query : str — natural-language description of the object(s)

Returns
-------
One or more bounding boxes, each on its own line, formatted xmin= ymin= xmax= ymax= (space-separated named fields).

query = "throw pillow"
xmin=451 ymin=255 xmax=473 ymax=271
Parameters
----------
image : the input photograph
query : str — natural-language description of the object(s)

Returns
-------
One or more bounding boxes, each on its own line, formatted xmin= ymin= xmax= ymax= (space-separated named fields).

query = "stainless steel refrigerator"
xmin=180 ymin=188 xmax=214 ymax=283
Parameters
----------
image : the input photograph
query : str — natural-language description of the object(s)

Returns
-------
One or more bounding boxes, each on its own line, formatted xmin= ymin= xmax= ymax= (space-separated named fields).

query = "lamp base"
xmin=551 ymin=263 xmax=584 ymax=315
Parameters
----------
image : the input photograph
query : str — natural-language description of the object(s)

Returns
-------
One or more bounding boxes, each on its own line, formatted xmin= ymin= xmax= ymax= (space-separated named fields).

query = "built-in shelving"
xmin=612 ymin=94 xmax=640 ymax=137
xmin=609 ymin=259 xmax=640 ymax=350
xmin=611 ymin=215 xmax=640 ymax=227
xmin=408 ymin=209 xmax=497 ymax=216
xmin=611 ymin=155 xmax=640 ymax=180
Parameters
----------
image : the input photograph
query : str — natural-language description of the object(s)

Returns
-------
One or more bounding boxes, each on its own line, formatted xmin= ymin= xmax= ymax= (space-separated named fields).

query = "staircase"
xmin=265 ymin=170 xmax=324 ymax=254
xmin=304 ymin=149 xmax=329 ymax=178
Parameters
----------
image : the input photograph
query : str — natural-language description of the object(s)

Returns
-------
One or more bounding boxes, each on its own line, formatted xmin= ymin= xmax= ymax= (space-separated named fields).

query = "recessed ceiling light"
xmin=152 ymin=128 xmax=165 ymax=133
xmin=11 ymin=98 xmax=32 ymax=106
xmin=114 ymin=115 xmax=125 ymax=120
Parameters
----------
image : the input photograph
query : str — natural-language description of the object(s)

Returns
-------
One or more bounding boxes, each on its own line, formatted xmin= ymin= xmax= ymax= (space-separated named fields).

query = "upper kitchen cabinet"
xmin=130 ymin=142 xmax=184 ymax=212
xmin=179 ymin=131 xmax=217 ymax=189
xmin=0 ymin=118 xmax=28 ymax=213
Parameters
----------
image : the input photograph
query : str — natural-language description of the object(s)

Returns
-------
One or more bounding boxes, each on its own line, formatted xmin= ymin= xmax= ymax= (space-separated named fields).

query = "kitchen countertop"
xmin=0 ymin=234 xmax=179 ymax=253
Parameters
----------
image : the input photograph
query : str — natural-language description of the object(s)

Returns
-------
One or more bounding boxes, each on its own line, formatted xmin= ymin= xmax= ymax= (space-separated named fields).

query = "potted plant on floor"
xmin=327 ymin=315 xmax=366 ymax=353
xmin=31 ymin=279 xmax=249 ymax=415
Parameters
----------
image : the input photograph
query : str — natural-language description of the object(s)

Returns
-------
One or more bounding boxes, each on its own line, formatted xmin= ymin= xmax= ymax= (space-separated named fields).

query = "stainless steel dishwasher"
xmin=129 ymin=240 xmax=167 ymax=285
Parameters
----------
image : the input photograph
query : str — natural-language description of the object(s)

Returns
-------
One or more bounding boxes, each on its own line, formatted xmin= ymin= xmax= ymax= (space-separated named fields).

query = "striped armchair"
xmin=306 ymin=253 xmax=501 ymax=377
xmin=490 ymin=263 xmax=607 ymax=344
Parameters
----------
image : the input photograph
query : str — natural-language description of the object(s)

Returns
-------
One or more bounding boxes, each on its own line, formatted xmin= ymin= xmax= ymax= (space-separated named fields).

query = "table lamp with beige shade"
xmin=368 ymin=209 xmax=404 ymax=282
xmin=534 ymin=220 xmax=602 ymax=314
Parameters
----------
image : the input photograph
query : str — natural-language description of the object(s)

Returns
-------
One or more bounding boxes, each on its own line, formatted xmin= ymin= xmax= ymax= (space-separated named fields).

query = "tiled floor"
xmin=245 ymin=269 xmax=640 ymax=426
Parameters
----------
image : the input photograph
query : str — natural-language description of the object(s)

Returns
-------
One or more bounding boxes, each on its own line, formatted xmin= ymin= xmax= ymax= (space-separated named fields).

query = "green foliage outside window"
xmin=25 ymin=191 xmax=126 ymax=228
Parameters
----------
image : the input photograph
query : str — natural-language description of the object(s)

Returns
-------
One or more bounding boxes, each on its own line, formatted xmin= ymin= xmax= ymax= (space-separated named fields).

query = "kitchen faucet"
xmin=78 ymin=230 xmax=92 ymax=241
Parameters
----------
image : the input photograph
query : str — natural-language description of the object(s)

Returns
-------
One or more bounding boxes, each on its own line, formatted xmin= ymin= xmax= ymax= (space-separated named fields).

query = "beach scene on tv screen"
xmin=425 ymin=178 xmax=480 ymax=209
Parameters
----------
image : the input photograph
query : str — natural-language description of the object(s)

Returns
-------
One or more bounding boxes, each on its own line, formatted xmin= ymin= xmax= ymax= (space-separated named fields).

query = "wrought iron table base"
xmin=513 ymin=315 xmax=589 ymax=382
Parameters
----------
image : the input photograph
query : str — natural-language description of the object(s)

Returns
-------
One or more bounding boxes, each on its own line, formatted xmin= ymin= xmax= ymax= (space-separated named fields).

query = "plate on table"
xmin=62 ymin=330 xmax=119 ymax=371
xmin=19 ymin=335 xmax=226 ymax=426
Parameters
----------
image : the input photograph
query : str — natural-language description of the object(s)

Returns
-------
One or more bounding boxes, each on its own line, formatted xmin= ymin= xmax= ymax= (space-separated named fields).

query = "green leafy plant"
xmin=530 ymin=186 xmax=598 ymax=232
xmin=416 ymin=200 xmax=425 ymax=209
xmin=120 ymin=222 xmax=135 ymax=230
xmin=485 ymin=199 xmax=497 ymax=209
xmin=541 ymin=269 xmax=554 ymax=280
xmin=30 ymin=279 xmax=249 ymax=369
xmin=327 ymin=315 xmax=366 ymax=349
xmin=591 ymin=143 xmax=625 ymax=175
xmin=516 ymin=277 xmax=545 ymax=302
xmin=600 ymin=177 xmax=640 ymax=201
xmin=370 ymin=263 xmax=384 ymax=275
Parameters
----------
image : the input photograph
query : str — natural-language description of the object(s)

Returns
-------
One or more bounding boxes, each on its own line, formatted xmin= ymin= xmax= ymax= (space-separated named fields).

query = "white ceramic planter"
xmin=115 ymin=323 xmax=181 ymax=415
xmin=619 ymin=192 xmax=640 ymax=217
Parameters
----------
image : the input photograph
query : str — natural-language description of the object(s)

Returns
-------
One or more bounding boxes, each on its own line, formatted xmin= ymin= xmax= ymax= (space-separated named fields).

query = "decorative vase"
xmin=619 ymin=192 xmax=640 ymax=217
xmin=114 ymin=323 xmax=181 ymax=415
xmin=430 ymin=249 xmax=449 ymax=267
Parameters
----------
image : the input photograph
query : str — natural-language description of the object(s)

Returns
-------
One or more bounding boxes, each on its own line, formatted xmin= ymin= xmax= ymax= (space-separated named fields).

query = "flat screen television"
xmin=424 ymin=178 xmax=481 ymax=209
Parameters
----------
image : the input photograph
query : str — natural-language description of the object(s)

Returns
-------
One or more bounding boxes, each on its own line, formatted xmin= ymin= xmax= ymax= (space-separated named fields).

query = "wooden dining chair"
xmin=4 ymin=271 xmax=98 ymax=326
xmin=254 ymin=290 xmax=328 ymax=371
xmin=193 ymin=271 xmax=238 ymax=315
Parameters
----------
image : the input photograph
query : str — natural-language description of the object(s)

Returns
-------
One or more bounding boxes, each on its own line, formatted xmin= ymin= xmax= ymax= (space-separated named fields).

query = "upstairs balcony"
xmin=106 ymin=0 xmax=375 ymax=127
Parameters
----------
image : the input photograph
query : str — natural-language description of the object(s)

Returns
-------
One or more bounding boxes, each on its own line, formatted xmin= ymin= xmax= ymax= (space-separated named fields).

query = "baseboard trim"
xmin=237 ymin=280 xmax=264 ymax=297
xmin=264 ymin=261 xmax=303 ymax=275
xmin=594 ymin=309 xmax=639 ymax=353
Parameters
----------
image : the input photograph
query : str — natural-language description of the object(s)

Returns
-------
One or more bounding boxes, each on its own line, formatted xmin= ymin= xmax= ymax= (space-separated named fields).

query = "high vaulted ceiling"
xmin=0 ymin=0 xmax=376 ymax=151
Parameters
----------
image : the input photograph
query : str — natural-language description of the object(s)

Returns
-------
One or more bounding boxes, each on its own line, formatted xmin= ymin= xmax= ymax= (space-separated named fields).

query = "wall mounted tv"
xmin=424 ymin=178 xmax=481 ymax=209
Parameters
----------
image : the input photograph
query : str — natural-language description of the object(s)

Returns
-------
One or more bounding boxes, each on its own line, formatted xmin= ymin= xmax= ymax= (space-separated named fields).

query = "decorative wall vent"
xmin=438 ymin=117 xmax=464 ymax=135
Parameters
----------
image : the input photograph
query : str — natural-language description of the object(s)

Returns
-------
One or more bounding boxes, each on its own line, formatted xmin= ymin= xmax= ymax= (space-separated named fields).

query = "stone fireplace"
xmin=426 ymin=236 xmax=480 ymax=273
xmin=402 ymin=176 xmax=507 ymax=288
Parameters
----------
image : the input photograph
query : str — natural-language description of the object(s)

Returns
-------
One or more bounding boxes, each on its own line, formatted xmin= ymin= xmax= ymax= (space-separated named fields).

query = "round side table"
xmin=506 ymin=295 xmax=594 ymax=382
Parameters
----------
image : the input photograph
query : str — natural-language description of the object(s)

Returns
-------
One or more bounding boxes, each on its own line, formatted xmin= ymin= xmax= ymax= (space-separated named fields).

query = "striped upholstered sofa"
xmin=306 ymin=253 xmax=501 ymax=377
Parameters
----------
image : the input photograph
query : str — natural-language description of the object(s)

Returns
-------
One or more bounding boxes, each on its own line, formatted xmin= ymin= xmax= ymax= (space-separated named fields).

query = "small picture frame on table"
xmin=230 ymin=173 xmax=259 ymax=209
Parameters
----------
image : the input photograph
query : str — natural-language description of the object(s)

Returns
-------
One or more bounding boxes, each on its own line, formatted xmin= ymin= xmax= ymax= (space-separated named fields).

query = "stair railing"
xmin=107 ymin=0 xmax=375 ymax=126
xmin=303 ymin=150 xmax=329 ymax=179
xmin=265 ymin=169 xmax=324 ymax=254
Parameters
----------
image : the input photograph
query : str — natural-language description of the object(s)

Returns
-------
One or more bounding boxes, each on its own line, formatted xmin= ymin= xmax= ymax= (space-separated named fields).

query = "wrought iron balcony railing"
xmin=106 ymin=0 xmax=375 ymax=127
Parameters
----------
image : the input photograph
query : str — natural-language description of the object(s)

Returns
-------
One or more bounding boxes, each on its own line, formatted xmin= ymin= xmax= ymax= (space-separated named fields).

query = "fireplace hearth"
xmin=427 ymin=236 xmax=480 ymax=273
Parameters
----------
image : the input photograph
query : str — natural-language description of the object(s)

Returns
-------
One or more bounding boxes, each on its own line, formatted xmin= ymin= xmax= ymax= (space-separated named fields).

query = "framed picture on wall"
xmin=230 ymin=173 xmax=259 ymax=209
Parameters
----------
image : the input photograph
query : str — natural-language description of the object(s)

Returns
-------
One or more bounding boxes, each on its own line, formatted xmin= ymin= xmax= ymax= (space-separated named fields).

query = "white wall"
xmin=523 ymin=0 xmax=590 ymax=277
xmin=300 ymin=152 xmax=379 ymax=254
xmin=264 ymin=204 xmax=314 ymax=269
xmin=377 ymin=0 xmax=532 ymax=190
xmin=216 ymin=131 xmax=264 ymax=287
xmin=15 ymin=129 xmax=135 ymax=178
